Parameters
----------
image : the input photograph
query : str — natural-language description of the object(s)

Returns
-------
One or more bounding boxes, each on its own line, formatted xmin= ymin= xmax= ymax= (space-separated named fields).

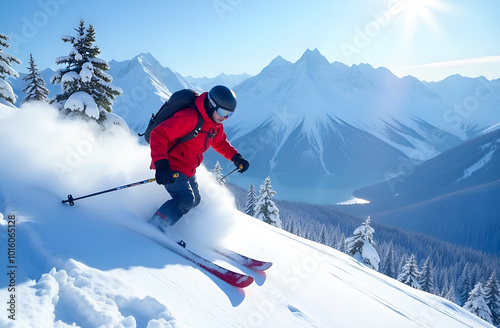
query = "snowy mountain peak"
xmin=267 ymin=55 xmax=293 ymax=69
xmin=298 ymin=48 xmax=324 ymax=60
xmin=136 ymin=52 xmax=156 ymax=61
xmin=106 ymin=53 xmax=198 ymax=132
xmin=132 ymin=53 xmax=164 ymax=73
xmin=135 ymin=52 xmax=165 ymax=71
xmin=356 ymin=62 xmax=375 ymax=71
xmin=296 ymin=48 xmax=332 ymax=71
xmin=109 ymin=53 xmax=168 ymax=81
xmin=223 ymin=49 xmax=498 ymax=200
xmin=252 ymin=55 xmax=293 ymax=80
xmin=343 ymin=64 xmax=376 ymax=90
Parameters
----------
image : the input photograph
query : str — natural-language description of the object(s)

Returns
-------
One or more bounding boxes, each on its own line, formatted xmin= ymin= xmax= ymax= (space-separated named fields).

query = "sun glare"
xmin=395 ymin=0 xmax=448 ymax=37
xmin=399 ymin=0 xmax=436 ymax=20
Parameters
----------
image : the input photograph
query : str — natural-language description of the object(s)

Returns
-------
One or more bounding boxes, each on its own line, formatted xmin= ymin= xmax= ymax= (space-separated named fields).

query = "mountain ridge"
xmin=334 ymin=129 xmax=500 ymax=254
xmin=217 ymin=48 xmax=493 ymax=201
xmin=8 ymin=50 xmax=500 ymax=203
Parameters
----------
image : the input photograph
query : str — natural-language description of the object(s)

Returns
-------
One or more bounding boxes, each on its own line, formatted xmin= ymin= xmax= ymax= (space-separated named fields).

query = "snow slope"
xmin=0 ymin=102 xmax=492 ymax=327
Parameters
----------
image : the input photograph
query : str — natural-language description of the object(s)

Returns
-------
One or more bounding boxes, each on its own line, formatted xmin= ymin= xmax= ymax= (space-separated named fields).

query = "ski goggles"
xmin=208 ymin=93 xmax=235 ymax=118
xmin=216 ymin=107 xmax=235 ymax=118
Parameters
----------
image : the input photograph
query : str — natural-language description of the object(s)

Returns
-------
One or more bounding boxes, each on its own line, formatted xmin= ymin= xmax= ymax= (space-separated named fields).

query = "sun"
xmin=399 ymin=0 xmax=438 ymax=20
xmin=395 ymin=0 xmax=447 ymax=35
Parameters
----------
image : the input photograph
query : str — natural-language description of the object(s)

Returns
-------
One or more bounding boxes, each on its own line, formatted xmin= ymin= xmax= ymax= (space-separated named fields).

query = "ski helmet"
xmin=208 ymin=85 xmax=237 ymax=112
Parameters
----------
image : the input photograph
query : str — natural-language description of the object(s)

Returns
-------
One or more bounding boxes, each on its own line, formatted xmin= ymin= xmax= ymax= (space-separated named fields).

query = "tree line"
xmin=225 ymin=177 xmax=500 ymax=326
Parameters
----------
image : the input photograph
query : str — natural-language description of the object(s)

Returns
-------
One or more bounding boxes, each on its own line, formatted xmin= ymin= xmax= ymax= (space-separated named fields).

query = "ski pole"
xmin=221 ymin=164 xmax=243 ymax=180
xmin=62 ymin=174 xmax=179 ymax=206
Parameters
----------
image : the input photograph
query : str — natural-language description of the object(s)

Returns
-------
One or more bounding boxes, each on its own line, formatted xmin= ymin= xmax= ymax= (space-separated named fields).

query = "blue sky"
xmin=1 ymin=0 xmax=499 ymax=81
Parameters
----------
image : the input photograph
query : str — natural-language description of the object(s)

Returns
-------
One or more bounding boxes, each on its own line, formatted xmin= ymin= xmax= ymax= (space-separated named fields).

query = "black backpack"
xmin=140 ymin=89 xmax=204 ymax=152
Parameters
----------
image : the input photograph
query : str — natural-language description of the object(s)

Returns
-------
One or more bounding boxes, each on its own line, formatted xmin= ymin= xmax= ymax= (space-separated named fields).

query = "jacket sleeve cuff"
xmin=231 ymin=153 xmax=241 ymax=162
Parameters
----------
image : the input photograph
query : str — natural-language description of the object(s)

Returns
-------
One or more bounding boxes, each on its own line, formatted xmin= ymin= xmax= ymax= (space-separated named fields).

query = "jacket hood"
xmin=195 ymin=92 xmax=215 ymax=123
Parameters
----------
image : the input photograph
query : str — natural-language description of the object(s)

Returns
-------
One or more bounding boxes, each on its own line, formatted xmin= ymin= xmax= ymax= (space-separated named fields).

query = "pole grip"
xmin=149 ymin=173 xmax=178 ymax=183
xmin=61 ymin=194 xmax=75 ymax=206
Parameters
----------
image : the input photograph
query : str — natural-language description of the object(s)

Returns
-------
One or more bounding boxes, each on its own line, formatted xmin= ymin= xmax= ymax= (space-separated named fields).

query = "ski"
xmin=167 ymin=242 xmax=255 ymax=288
xmin=213 ymin=247 xmax=273 ymax=271
xmin=117 ymin=224 xmax=254 ymax=288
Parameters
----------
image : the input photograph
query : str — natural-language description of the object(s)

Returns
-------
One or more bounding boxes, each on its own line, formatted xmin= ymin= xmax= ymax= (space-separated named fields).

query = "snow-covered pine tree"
xmin=294 ymin=221 xmax=302 ymax=237
xmin=463 ymin=282 xmax=493 ymax=324
xmin=470 ymin=264 xmax=482 ymax=289
xmin=418 ymin=257 xmax=435 ymax=293
xmin=444 ymin=283 xmax=456 ymax=303
xmin=244 ymin=182 xmax=257 ymax=216
xmin=328 ymin=229 xmax=337 ymax=248
xmin=286 ymin=219 xmax=295 ymax=234
xmin=254 ymin=177 xmax=281 ymax=228
xmin=381 ymin=243 xmax=397 ymax=279
xmin=337 ymin=234 xmax=346 ymax=253
xmin=458 ymin=263 xmax=472 ymax=306
xmin=0 ymin=33 xmax=21 ymax=105
xmin=212 ymin=161 xmax=224 ymax=185
xmin=319 ymin=225 xmax=327 ymax=245
xmin=397 ymin=254 xmax=421 ymax=289
xmin=440 ymin=278 xmax=449 ymax=298
xmin=397 ymin=253 xmax=408 ymax=278
xmin=51 ymin=19 xmax=122 ymax=124
xmin=484 ymin=271 xmax=500 ymax=327
xmin=345 ymin=218 xmax=380 ymax=271
xmin=305 ymin=229 xmax=313 ymax=241
xmin=21 ymin=53 xmax=49 ymax=104
xmin=440 ymin=274 xmax=451 ymax=298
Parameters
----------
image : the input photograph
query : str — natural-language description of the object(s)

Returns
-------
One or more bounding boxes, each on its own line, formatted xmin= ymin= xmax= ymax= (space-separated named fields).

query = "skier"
xmin=148 ymin=85 xmax=249 ymax=239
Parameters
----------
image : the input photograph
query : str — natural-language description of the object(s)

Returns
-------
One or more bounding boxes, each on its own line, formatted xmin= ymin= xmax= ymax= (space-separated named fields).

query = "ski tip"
xmin=259 ymin=262 xmax=273 ymax=271
xmin=235 ymin=275 xmax=254 ymax=288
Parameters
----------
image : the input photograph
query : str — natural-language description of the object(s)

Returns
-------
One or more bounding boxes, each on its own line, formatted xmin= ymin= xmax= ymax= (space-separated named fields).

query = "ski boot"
xmin=149 ymin=211 xmax=186 ymax=248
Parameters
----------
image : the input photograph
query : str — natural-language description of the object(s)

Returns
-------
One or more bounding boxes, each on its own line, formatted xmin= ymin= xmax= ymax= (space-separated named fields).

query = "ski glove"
xmin=155 ymin=159 xmax=176 ymax=185
xmin=231 ymin=153 xmax=249 ymax=173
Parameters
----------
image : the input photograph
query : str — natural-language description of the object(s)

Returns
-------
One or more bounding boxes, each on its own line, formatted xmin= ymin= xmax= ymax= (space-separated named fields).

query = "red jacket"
xmin=150 ymin=92 xmax=238 ymax=177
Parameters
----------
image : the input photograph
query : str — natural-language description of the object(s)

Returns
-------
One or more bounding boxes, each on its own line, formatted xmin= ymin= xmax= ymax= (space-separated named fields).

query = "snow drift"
xmin=0 ymin=102 xmax=493 ymax=327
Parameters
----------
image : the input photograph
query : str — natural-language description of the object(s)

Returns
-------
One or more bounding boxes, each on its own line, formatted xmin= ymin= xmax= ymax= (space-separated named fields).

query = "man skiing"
xmin=148 ymin=85 xmax=249 ymax=238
